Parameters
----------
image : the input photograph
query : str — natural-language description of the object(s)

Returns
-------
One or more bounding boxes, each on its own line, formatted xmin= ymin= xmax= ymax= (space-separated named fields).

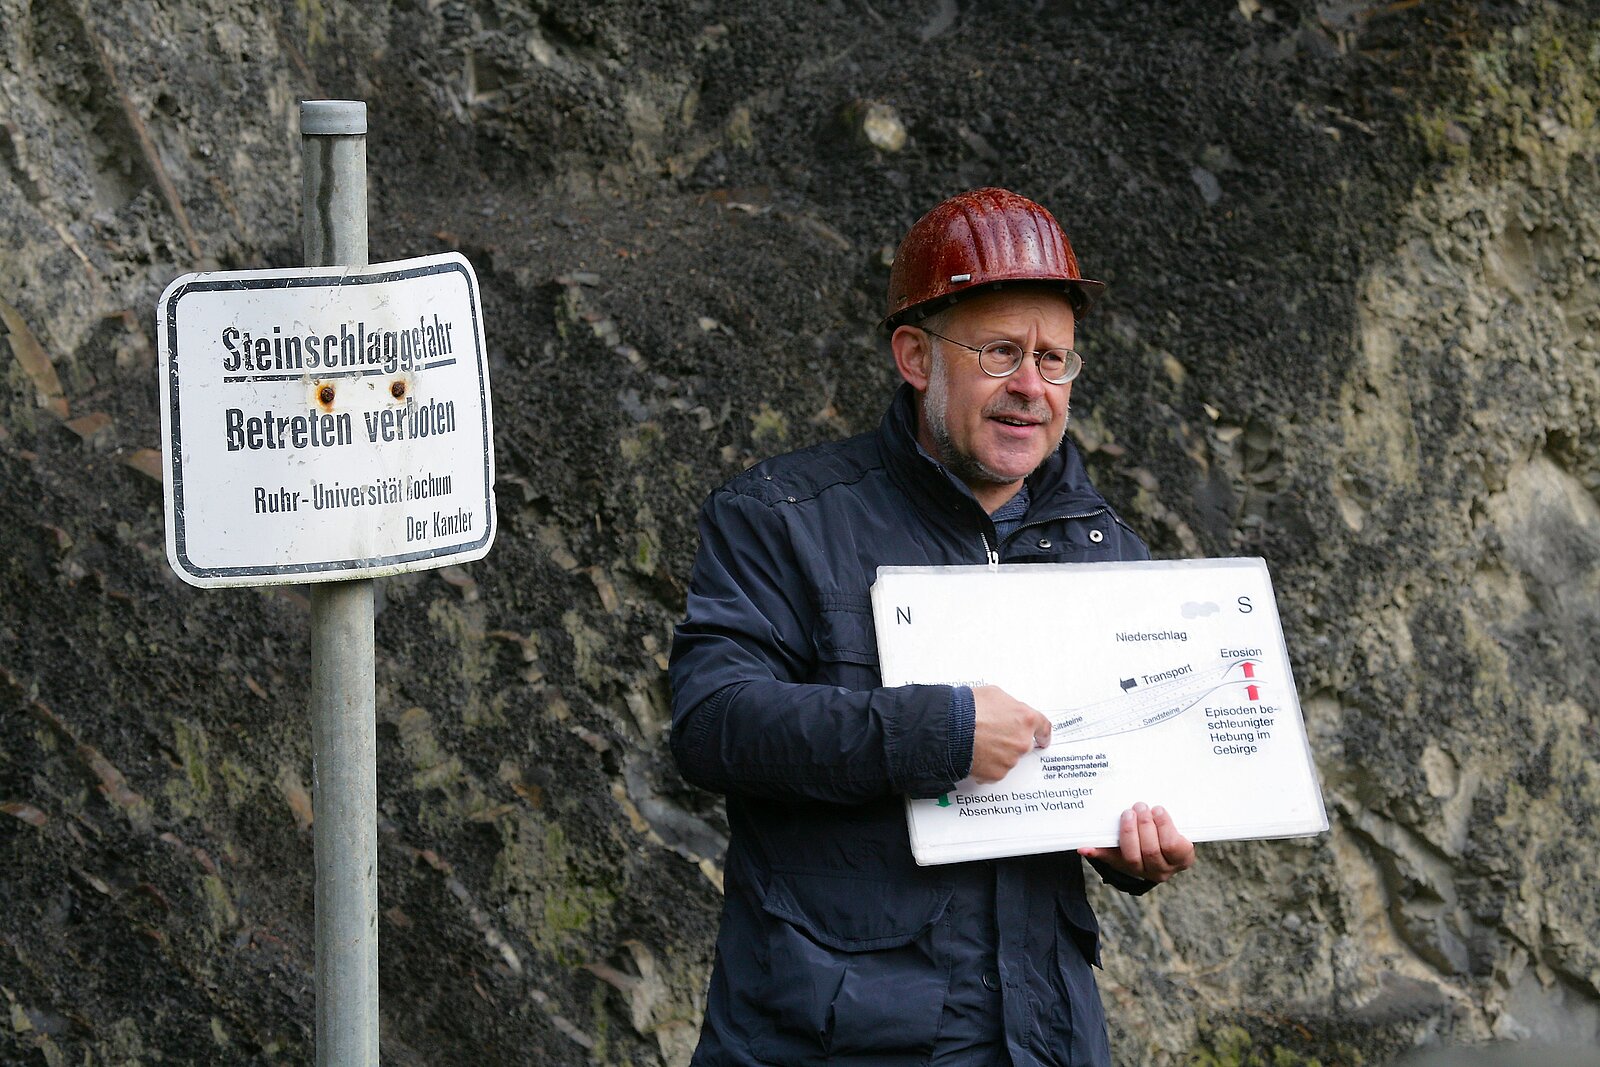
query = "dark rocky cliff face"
xmin=4 ymin=2 xmax=1599 ymax=1064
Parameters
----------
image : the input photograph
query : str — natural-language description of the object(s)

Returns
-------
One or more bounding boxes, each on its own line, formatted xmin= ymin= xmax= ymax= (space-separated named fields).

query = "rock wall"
xmin=3 ymin=2 xmax=1598 ymax=1064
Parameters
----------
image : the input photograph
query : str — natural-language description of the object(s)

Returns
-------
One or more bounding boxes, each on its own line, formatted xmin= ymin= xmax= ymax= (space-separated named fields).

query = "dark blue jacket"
xmin=670 ymin=385 xmax=1153 ymax=1067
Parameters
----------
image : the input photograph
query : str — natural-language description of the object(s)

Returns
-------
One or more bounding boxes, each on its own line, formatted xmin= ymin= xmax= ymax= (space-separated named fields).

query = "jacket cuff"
xmin=1086 ymin=855 xmax=1158 ymax=896
xmin=946 ymin=686 xmax=975 ymax=781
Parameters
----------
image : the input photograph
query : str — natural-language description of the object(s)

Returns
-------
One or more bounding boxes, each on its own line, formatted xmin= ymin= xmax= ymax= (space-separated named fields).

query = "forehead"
xmin=945 ymin=287 xmax=1077 ymax=337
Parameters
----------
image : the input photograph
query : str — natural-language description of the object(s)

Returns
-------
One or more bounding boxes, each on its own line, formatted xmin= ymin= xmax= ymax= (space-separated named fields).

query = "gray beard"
xmin=923 ymin=348 xmax=1069 ymax=487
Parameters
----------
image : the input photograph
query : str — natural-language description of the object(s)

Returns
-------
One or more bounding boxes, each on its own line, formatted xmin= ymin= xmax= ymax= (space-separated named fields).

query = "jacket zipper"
xmin=980 ymin=531 xmax=999 ymax=567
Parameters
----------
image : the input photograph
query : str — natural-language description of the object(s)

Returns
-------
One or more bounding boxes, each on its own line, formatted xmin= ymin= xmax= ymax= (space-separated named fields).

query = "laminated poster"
xmin=871 ymin=558 xmax=1328 ymax=865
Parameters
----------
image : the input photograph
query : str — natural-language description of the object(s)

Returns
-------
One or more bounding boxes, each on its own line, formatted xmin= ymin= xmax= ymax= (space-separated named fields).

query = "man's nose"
xmin=1006 ymin=352 xmax=1049 ymax=398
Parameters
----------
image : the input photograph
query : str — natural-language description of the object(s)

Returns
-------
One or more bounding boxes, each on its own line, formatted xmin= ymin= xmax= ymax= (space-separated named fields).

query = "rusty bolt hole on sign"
xmin=318 ymin=383 xmax=336 ymax=408
xmin=390 ymin=379 xmax=406 ymax=400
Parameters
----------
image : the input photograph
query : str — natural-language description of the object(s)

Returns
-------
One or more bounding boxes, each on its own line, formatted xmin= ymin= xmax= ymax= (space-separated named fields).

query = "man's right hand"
xmin=969 ymin=686 xmax=1052 ymax=784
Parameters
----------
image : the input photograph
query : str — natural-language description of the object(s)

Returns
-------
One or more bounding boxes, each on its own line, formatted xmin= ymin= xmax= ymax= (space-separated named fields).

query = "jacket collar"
xmin=877 ymin=382 xmax=1109 ymax=525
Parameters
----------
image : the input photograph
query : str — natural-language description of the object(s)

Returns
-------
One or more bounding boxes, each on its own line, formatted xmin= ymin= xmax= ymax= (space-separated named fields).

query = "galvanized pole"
xmin=300 ymin=99 xmax=379 ymax=1067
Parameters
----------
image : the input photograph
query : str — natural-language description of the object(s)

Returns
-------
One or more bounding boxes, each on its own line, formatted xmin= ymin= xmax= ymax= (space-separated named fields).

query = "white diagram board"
xmin=872 ymin=558 xmax=1328 ymax=865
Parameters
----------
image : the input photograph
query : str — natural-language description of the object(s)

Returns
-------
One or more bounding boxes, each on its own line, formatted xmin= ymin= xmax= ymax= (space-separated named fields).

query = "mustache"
xmin=984 ymin=397 xmax=1053 ymax=421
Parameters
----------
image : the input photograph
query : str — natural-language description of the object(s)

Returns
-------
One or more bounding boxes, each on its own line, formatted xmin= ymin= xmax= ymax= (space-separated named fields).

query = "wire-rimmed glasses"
xmin=920 ymin=327 xmax=1084 ymax=385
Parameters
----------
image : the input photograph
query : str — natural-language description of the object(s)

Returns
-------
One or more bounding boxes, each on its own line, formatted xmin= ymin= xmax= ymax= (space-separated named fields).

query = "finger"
xmin=1011 ymin=728 xmax=1034 ymax=761
xmin=1134 ymin=802 xmax=1163 ymax=872
xmin=1117 ymin=807 xmax=1141 ymax=870
xmin=1152 ymin=806 xmax=1195 ymax=870
xmin=1031 ymin=710 xmax=1052 ymax=748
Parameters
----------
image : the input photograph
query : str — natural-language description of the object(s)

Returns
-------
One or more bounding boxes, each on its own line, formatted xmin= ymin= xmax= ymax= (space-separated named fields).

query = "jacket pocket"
xmin=812 ymin=600 xmax=880 ymax=689
xmin=755 ymin=869 xmax=953 ymax=1063
xmin=1056 ymin=889 xmax=1101 ymax=968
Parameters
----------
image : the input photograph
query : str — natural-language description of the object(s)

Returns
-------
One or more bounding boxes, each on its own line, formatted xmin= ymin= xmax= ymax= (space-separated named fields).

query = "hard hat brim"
xmin=881 ymin=275 xmax=1105 ymax=332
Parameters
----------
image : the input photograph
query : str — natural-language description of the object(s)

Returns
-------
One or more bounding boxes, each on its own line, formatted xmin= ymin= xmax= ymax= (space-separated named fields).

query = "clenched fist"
xmin=969 ymin=686 xmax=1053 ymax=784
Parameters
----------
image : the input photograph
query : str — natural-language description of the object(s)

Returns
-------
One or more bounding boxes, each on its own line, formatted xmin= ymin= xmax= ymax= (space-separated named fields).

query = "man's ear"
xmin=891 ymin=325 xmax=933 ymax=391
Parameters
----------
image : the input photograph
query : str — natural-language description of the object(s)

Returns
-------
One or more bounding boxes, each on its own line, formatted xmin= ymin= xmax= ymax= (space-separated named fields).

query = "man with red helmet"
xmin=670 ymin=188 xmax=1195 ymax=1066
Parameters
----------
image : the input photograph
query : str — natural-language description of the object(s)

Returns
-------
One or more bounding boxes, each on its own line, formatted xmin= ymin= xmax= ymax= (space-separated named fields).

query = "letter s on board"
xmin=1237 ymin=596 xmax=1253 ymax=613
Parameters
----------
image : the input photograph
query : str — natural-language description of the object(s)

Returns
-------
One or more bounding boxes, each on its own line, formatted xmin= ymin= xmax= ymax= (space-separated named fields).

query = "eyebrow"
xmin=979 ymin=331 xmax=1075 ymax=349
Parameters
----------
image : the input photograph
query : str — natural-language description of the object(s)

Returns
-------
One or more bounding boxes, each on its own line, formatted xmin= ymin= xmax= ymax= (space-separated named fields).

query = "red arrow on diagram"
xmin=1241 ymin=661 xmax=1256 ymax=679
xmin=1246 ymin=684 xmax=1260 ymax=701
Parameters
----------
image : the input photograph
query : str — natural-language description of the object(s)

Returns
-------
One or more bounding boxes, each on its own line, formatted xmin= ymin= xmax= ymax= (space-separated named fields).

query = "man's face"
xmin=896 ymin=288 xmax=1076 ymax=509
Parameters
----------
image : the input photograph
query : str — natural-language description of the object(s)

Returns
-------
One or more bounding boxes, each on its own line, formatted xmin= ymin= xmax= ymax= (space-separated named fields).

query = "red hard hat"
xmin=883 ymin=187 xmax=1104 ymax=329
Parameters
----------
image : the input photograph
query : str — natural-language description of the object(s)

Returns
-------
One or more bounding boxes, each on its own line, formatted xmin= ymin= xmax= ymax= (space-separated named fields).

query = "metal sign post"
xmin=158 ymin=97 xmax=494 ymax=1065
xmin=301 ymin=99 xmax=378 ymax=1067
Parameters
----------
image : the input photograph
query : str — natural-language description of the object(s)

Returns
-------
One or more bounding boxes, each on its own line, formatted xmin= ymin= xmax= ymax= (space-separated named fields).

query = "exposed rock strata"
xmin=2 ymin=2 xmax=1597 ymax=1064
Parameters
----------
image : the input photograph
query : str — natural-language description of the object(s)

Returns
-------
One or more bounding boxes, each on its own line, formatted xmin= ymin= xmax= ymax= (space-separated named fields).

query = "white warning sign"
xmin=872 ymin=558 xmax=1327 ymax=865
xmin=157 ymin=252 xmax=495 ymax=587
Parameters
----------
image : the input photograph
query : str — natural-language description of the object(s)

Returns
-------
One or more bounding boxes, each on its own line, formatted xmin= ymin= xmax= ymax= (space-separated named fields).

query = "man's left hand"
xmin=1078 ymin=802 xmax=1195 ymax=884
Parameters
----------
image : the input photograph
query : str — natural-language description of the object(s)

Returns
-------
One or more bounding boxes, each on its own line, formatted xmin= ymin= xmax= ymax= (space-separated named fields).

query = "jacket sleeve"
xmin=669 ymin=486 xmax=963 ymax=805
